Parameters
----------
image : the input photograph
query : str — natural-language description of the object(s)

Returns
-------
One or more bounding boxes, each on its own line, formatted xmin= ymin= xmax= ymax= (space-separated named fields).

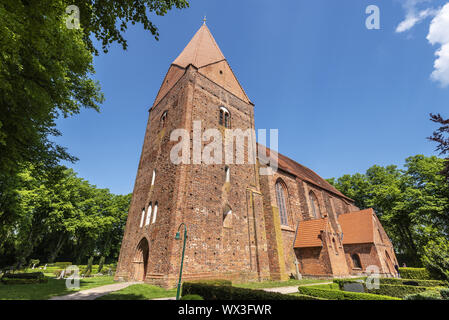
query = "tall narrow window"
xmin=275 ymin=180 xmax=289 ymax=226
xmin=219 ymin=106 xmax=230 ymax=128
xmin=151 ymin=169 xmax=156 ymax=186
xmin=225 ymin=166 xmax=230 ymax=183
xmin=161 ymin=111 xmax=167 ymax=127
xmin=223 ymin=204 xmax=232 ymax=228
xmin=309 ymin=191 xmax=321 ymax=219
xmin=139 ymin=208 xmax=145 ymax=228
xmin=152 ymin=202 xmax=158 ymax=224
xmin=145 ymin=202 xmax=152 ymax=226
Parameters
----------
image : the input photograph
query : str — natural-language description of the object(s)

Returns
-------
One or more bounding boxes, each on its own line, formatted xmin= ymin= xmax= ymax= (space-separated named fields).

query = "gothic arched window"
xmin=219 ymin=106 xmax=230 ymax=128
xmin=151 ymin=169 xmax=156 ymax=186
xmin=145 ymin=202 xmax=152 ymax=226
xmin=309 ymin=191 xmax=321 ymax=219
xmin=139 ymin=208 xmax=145 ymax=228
xmin=152 ymin=202 xmax=158 ymax=224
xmin=161 ymin=111 xmax=167 ymax=127
xmin=275 ymin=180 xmax=289 ymax=226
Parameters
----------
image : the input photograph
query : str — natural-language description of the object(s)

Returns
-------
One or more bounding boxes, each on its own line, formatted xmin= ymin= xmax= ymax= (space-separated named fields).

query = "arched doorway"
xmin=133 ymin=238 xmax=149 ymax=281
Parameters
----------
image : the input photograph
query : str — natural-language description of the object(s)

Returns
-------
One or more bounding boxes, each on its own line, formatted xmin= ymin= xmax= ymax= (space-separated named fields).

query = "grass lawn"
xmin=97 ymin=284 xmax=177 ymax=300
xmin=234 ymin=278 xmax=330 ymax=289
xmin=0 ymin=276 xmax=115 ymax=300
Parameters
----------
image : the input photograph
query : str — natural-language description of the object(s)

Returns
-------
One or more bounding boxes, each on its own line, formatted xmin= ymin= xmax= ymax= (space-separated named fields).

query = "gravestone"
xmin=343 ymin=282 xmax=365 ymax=293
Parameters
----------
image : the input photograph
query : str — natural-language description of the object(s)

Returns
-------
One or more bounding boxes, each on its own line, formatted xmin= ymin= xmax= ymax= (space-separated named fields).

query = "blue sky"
xmin=55 ymin=0 xmax=449 ymax=195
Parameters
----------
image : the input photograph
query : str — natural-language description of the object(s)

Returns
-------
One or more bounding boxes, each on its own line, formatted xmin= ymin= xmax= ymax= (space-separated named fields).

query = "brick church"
xmin=115 ymin=23 xmax=398 ymax=287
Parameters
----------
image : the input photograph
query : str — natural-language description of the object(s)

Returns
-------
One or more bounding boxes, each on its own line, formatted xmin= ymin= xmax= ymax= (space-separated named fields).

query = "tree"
xmin=0 ymin=0 xmax=188 ymax=228
xmin=0 ymin=163 xmax=131 ymax=268
xmin=429 ymin=113 xmax=449 ymax=181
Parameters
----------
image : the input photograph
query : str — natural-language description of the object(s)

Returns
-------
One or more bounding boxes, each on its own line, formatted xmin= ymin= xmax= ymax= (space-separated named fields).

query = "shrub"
xmin=54 ymin=262 xmax=72 ymax=268
xmin=1 ymin=278 xmax=47 ymax=285
xmin=187 ymin=279 xmax=232 ymax=286
xmin=2 ymin=272 xmax=45 ymax=279
xmin=404 ymin=290 xmax=442 ymax=300
xmin=180 ymin=294 xmax=204 ymax=300
xmin=422 ymin=239 xmax=449 ymax=281
xmin=53 ymin=269 xmax=64 ymax=278
xmin=365 ymin=284 xmax=429 ymax=298
xmin=1 ymin=272 xmax=47 ymax=284
xmin=182 ymin=282 xmax=322 ymax=300
xmin=298 ymin=286 xmax=399 ymax=300
xmin=399 ymin=267 xmax=431 ymax=280
xmin=439 ymin=288 xmax=449 ymax=300
xmin=334 ymin=277 xmax=447 ymax=288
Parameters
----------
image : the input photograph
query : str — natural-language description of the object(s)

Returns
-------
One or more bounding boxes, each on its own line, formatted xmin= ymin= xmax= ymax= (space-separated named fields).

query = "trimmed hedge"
xmin=366 ymin=283 xmax=429 ymax=298
xmin=1 ymin=278 xmax=48 ymax=285
xmin=399 ymin=267 xmax=431 ymax=280
xmin=1 ymin=272 xmax=47 ymax=285
xmin=333 ymin=279 xmax=430 ymax=298
xmin=297 ymin=286 xmax=399 ymax=300
xmin=404 ymin=290 xmax=442 ymax=300
xmin=334 ymin=278 xmax=447 ymax=289
xmin=182 ymin=282 xmax=322 ymax=300
xmin=186 ymin=279 xmax=232 ymax=286
xmin=1 ymin=272 xmax=45 ymax=279
xmin=380 ymin=278 xmax=447 ymax=287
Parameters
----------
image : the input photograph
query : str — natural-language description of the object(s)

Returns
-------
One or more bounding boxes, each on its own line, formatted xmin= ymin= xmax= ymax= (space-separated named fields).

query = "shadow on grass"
xmin=0 ymin=276 xmax=116 ymax=300
xmin=97 ymin=284 xmax=176 ymax=300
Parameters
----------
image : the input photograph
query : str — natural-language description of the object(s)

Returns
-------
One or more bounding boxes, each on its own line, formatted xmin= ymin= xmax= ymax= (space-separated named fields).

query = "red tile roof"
xmin=339 ymin=209 xmax=375 ymax=244
xmin=294 ymin=218 xmax=328 ymax=248
xmin=259 ymin=145 xmax=353 ymax=201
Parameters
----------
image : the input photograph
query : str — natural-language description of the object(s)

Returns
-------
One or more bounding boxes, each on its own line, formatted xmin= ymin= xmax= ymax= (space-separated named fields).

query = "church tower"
xmin=115 ymin=22 xmax=271 ymax=287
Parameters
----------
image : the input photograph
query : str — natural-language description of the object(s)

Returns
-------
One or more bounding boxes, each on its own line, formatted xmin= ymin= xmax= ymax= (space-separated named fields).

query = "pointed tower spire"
xmin=152 ymin=24 xmax=251 ymax=107
xmin=172 ymin=24 xmax=225 ymax=69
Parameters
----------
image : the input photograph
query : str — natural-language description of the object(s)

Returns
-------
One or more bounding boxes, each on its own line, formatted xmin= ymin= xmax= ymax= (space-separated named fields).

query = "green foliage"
xmin=73 ymin=0 xmax=190 ymax=54
xmin=53 ymin=262 xmax=72 ymax=269
xmin=0 ymin=164 xmax=131 ymax=269
xmin=98 ymin=257 xmax=105 ymax=273
xmin=0 ymin=276 xmax=115 ymax=300
xmin=297 ymin=286 xmax=399 ymax=300
xmin=404 ymin=290 xmax=443 ymax=300
xmin=365 ymin=283 xmax=429 ymax=298
xmin=180 ymin=294 xmax=204 ymax=300
xmin=421 ymin=238 xmax=449 ymax=281
xmin=399 ymin=268 xmax=431 ymax=280
xmin=439 ymin=288 xmax=449 ymax=299
xmin=333 ymin=278 xmax=431 ymax=298
xmin=428 ymin=113 xmax=449 ymax=181
xmin=1 ymin=278 xmax=48 ymax=285
xmin=379 ymin=278 xmax=446 ymax=287
xmin=333 ymin=277 xmax=446 ymax=288
xmin=0 ymin=0 xmax=186 ymax=267
xmin=182 ymin=283 xmax=321 ymax=300
xmin=97 ymin=284 xmax=177 ymax=300
xmin=82 ymin=257 xmax=94 ymax=277
xmin=1 ymin=272 xmax=47 ymax=284
xmin=328 ymin=155 xmax=449 ymax=266
xmin=187 ymin=279 xmax=232 ymax=286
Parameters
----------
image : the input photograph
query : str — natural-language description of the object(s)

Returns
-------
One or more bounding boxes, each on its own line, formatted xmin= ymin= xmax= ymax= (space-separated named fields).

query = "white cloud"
xmin=396 ymin=8 xmax=436 ymax=32
xmin=427 ymin=3 xmax=449 ymax=86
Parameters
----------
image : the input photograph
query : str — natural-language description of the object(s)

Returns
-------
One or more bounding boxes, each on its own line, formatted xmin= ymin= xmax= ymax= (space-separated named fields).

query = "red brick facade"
xmin=115 ymin=24 xmax=398 ymax=287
